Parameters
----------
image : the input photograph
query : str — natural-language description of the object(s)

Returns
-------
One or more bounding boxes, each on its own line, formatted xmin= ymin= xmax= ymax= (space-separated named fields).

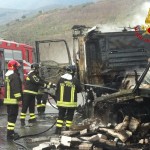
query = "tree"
xmin=22 ymin=15 xmax=26 ymax=19
xmin=39 ymin=10 xmax=43 ymax=14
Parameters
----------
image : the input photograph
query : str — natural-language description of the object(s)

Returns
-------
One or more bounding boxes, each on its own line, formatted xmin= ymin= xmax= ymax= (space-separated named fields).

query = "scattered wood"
xmin=94 ymin=90 xmax=134 ymax=104
xmin=32 ymin=116 xmax=150 ymax=149
xmin=61 ymin=130 xmax=79 ymax=136
xmin=99 ymin=128 xmax=132 ymax=142
xmin=79 ymin=142 xmax=93 ymax=150
xmin=128 ymin=117 xmax=141 ymax=132
xmin=71 ymin=124 xmax=90 ymax=131
xmin=49 ymin=137 xmax=60 ymax=148
xmin=60 ymin=136 xmax=71 ymax=147
xmin=115 ymin=116 xmax=129 ymax=131
xmin=139 ymin=138 xmax=149 ymax=144
xmin=80 ymin=129 xmax=88 ymax=135
xmin=71 ymin=136 xmax=90 ymax=143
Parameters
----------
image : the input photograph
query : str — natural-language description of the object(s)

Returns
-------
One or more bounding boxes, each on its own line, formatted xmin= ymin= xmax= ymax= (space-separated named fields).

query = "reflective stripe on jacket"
xmin=4 ymin=70 xmax=22 ymax=105
xmin=23 ymin=70 xmax=47 ymax=95
xmin=56 ymin=73 xmax=82 ymax=108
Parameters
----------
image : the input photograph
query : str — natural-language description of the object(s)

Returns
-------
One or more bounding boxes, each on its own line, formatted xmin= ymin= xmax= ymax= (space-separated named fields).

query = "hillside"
xmin=0 ymin=8 xmax=33 ymax=25
xmin=0 ymin=0 xmax=149 ymax=49
xmin=0 ymin=0 xmax=92 ymax=25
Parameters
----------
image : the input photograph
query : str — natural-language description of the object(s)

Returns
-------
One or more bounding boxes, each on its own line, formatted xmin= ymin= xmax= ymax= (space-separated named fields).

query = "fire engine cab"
xmin=0 ymin=39 xmax=34 ymax=104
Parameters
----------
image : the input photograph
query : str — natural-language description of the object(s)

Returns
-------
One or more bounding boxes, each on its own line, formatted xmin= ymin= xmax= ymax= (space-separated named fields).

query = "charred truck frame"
xmin=35 ymin=39 xmax=72 ymax=84
xmin=72 ymin=25 xmax=150 ymax=124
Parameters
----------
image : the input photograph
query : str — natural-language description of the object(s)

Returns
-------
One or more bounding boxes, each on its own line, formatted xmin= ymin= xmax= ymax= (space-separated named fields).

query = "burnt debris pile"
xmin=33 ymin=117 xmax=150 ymax=150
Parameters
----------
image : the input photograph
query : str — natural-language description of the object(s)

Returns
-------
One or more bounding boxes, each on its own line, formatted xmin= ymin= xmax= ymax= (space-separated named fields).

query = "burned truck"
xmin=72 ymin=25 xmax=150 ymax=124
xmin=34 ymin=26 xmax=150 ymax=124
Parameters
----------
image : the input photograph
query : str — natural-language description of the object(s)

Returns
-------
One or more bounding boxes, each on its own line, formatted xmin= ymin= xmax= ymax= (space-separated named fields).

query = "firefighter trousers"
xmin=20 ymin=93 xmax=36 ymax=122
xmin=7 ymin=104 xmax=19 ymax=136
xmin=56 ymin=107 xmax=75 ymax=129
xmin=36 ymin=93 xmax=48 ymax=114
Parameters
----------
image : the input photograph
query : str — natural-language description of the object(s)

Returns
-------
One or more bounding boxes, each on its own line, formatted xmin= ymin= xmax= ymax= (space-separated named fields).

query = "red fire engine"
xmin=0 ymin=39 xmax=34 ymax=104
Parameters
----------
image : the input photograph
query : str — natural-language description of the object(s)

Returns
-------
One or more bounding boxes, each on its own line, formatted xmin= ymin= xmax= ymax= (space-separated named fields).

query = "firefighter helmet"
xmin=7 ymin=60 xmax=21 ymax=70
xmin=31 ymin=63 xmax=40 ymax=70
xmin=66 ymin=65 xmax=76 ymax=74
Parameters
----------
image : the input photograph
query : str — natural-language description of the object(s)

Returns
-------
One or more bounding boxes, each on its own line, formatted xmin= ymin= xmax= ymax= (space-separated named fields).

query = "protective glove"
xmin=46 ymin=82 xmax=52 ymax=89
xmin=51 ymin=83 xmax=56 ymax=88
xmin=43 ymin=83 xmax=47 ymax=88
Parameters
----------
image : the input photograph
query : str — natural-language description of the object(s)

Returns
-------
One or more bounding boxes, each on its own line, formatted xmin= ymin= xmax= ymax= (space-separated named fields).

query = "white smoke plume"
xmin=130 ymin=1 xmax=150 ymax=26
xmin=96 ymin=24 xmax=123 ymax=32
xmin=95 ymin=1 xmax=150 ymax=32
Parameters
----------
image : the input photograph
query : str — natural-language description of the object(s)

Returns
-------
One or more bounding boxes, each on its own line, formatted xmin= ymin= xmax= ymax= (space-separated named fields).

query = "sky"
xmin=0 ymin=0 xmax=55 ymax=10
xmin=0 ymin=0 xmax=94 ymax=10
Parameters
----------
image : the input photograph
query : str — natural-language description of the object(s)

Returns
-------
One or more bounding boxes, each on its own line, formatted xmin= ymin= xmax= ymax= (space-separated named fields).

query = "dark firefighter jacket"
xmin=23 ymin=70 xmax=47 ymax=95
xmin=4 ymin=70 xmax=22 ymax=105
xmin=55 ymin=73 xmax=82 ymax=108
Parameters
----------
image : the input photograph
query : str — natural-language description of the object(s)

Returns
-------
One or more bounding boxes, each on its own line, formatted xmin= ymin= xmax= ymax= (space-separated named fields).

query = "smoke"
xmin=95 ymin=1 xmax=150 ymax=32
xmin=95 ymin=24 xmax=122 ymax=32
xmin=130 ymin=1 xmax=150 ymax=26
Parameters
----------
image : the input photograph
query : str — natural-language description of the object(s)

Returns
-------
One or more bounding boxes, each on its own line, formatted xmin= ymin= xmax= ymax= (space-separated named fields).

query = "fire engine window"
xmin=26 ymin=50 xmax=29 ymax=62
xmin=4 ymin=49 xmax=13 ymax=60
xmin=13 ymin=50 xmax=22 ymax=60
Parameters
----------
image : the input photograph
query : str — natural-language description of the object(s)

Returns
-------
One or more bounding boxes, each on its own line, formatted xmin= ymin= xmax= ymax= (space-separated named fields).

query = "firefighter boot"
xmin=28 ymin=118 xmax=37 ymax=124
xmin=38 ymin=107 xmax=42 ymax=116
xmin=41 ymin=106 xmax=46 ymax=114
xmin=41 ymin=108 xmax=46 ymax=119
xmin=55 ymin=127 xmax=62 ymax=135
xmin=20 ymin=119 xmax=26 ymax=127
xmin=7 ymin=130 xmax=20 ymax=140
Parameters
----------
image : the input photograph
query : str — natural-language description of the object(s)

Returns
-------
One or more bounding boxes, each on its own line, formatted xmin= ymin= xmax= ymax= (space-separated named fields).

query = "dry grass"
xmin=0 ymin=0 xmax=148 ymax=50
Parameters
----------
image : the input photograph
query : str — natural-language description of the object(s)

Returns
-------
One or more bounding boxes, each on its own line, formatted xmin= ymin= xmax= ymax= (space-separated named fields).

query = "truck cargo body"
xmin=73 ymin=26 xmax=150 ymax=88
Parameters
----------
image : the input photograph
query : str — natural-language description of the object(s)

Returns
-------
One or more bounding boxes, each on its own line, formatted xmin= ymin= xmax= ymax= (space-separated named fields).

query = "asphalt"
xmin=0 ymin=98 xmax=58 ymax=150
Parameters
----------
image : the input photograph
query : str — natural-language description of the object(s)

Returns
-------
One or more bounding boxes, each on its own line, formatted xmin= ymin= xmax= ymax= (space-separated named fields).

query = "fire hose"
xmin=13 ymin=120 xmax=56 ymax=150
xmin=12 ymin=83 xmax=118 ymax=149
xmin=44 ymin=92 xmax=58 ymax=110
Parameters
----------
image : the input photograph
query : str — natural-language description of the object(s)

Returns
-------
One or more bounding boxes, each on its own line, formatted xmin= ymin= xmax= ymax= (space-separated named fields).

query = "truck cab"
xmin=35 ymin=39 xmax=72 ymax=84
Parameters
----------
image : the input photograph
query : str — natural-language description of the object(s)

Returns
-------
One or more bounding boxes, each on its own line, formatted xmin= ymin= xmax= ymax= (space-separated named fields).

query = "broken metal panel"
xmin=86 ymin=40 xmax=104 ymax=84
xmin=77 ymin=36 xmax=87 ymax=83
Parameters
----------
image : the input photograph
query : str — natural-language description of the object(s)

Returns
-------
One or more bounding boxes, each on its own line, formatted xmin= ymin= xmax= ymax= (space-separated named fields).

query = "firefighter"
xmin=20 ymin=63 xmax=51 ymax=126
xmin=4 ymin=60 xmax=22 ymax=140
xmin=36 ymin=92 xmax=48 ymax=117
xmin=36 ymin=64 xmax=49 ymax=117
xmin=55 ymin=65 xmax=82 ymax=134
